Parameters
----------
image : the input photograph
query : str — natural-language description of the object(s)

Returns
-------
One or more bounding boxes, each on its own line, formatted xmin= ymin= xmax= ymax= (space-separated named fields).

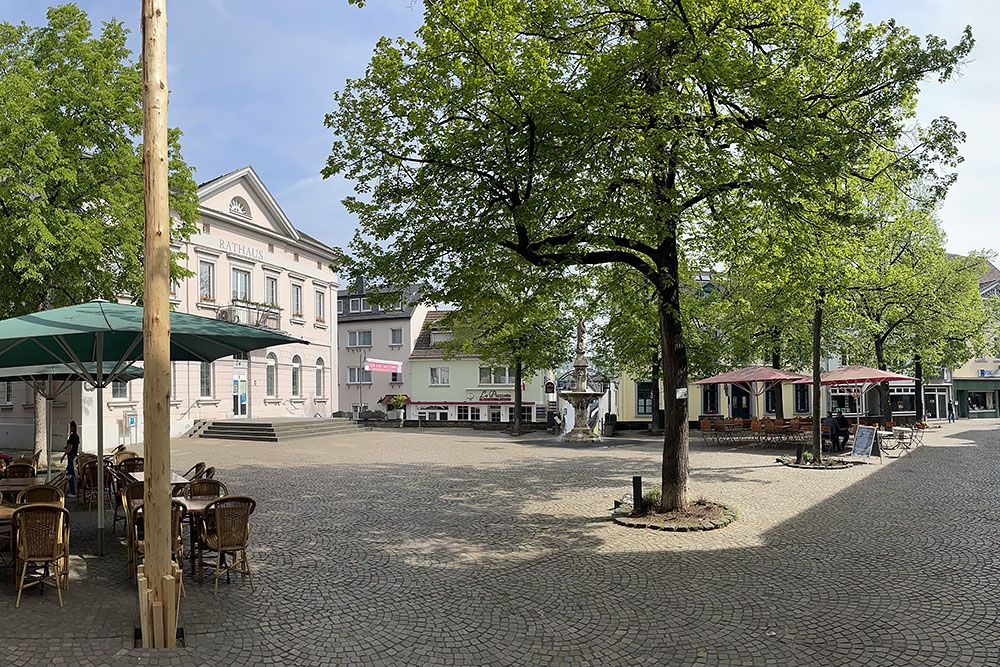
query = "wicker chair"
xmin=48 ymin=472 xmax=70 ymax=493
xmin=121 ymin=482 xmax=145 ymax=574
xmin=182 ymin=462 xmax=206 ymax=480
xmin=12 ymin=504 xmax=70 ymax=608
xmin=114 ymin=450 xmax=140 ymax=465
xmin=132 ymin=500 xmax=187 ymax=586
xmin=5 ymin=463 xmax=36 ymax=479
xmin=182 ymin=479 xmax=228 ymax=499
xmin=117 ymin=456 xmax=144 ymax=475
xmin=77 ymin=459 xmax=102 ymax=509
xmin=11 ymin=457 xmax=33 ymax=466
xmin=16 ymin=485 xmax=64 ymax=505
xmin=198 ymin=496 xmax=256 ymax=594
xmin=202 ymin=466 xmax=217 ymax=480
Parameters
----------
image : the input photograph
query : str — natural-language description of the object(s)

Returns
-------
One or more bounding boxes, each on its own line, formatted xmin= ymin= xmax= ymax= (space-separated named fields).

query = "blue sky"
xmin=1 ymin=1 xmax=995 ymax=257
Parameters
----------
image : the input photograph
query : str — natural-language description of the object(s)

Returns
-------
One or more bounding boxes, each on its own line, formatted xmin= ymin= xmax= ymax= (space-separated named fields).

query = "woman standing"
xmin=60 ymin=420 xmax=80 ymax=496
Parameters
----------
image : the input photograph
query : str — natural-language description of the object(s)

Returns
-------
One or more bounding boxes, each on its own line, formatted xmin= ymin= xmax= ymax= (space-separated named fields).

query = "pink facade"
xmin=0 ymin=166 xmax=339 ymax=454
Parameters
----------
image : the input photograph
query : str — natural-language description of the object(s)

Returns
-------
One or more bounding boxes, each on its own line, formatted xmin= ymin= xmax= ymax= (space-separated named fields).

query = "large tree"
xmin=0 ymin=5 xmax=199 ymax=464
xmin=327 ymin=0 xmax=971 ymax=510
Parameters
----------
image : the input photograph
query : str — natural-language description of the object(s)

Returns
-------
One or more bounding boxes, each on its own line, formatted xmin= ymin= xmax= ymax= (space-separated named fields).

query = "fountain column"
xmin=559 ymin=320 xmax=602 ymax=443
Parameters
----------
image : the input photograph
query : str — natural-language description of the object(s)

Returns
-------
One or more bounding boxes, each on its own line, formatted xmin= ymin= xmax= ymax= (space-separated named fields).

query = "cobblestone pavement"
xmin=2 ymin=420 xmax=999 ymax=665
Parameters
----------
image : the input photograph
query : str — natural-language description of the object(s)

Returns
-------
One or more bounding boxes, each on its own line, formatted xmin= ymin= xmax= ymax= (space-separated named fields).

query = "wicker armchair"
xmin=16 ymin=485 xmax=64 ymax=505
xmin=5 ymin=463 xmax=36 ymax=479
xmin=12 ymin=504 xmax=70 ymax=607
xmin=132 ymin=500 xmax=187 ymax=586
xmin=121 ymin=482 xmax=145 ymax=575
xmin=113 ymin=450 xmax=140 ymax=465
xmin=77 ymin=459 xmax=101 ymax=509
xmin=202 ymin=466 xmax=217 ymax=480
xmin=117 ymin=456 xmax=144 ymax=475
xmin=182 ymin=462 xmax=206 ymax=480
xmin=182 ymin=479 xmax=228 ymax=499
xmin=199 ymin=496 xmax=256 ymax=594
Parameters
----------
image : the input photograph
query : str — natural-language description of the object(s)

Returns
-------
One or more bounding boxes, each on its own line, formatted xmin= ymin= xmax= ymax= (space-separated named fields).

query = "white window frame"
xmin=266 ymin=354 xmax=278 ymax=397
xmin=1 ymin=381 xmax=11 ymax=405
xmin=347 ymin=367 xmax=373 ymax=385
xmin=429 ymin=367 xmax=450 ymax=386
xmin=315 ymin=358 xmax=325 ymax=397
xmin=349 ymin=298 xmax=361 ymax=313
xmin=198 ymin=261 xmax=216 ymax=302
xmin=360 ymin=297 xmax=371 ymax=312
xmin=389 ymin=371 xmax=403 ymax=384
xmin=231 ymin=267 xmax=251 ymax=301
xmin=315 ymin=291 xmax=326 ymax=322
xmin=291 ymin=284 xmax=304 ymax=318
xmin=291 ymin=356 xmax=302 ymax=397
xmin=199 ymin=362 xmax=213 ymax=398
xmin=265 ymin=275 xmax=278 ymax=306
xmin=479 ymin=366 xmax=512 ymax=385
xmin=348 ymin=330 xmax=373 ymax=348
xmin=390 ymin=328 xmax=403 ymax=346
xmin=337 ymin=299 xmax=344 ymax=314
xmin=111 ymin=381 xmax=128 ymax=400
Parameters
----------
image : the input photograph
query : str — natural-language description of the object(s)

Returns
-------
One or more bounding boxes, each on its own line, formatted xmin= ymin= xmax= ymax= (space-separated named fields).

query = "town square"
xmin=1 ymin=0 xmax=999 ymax=664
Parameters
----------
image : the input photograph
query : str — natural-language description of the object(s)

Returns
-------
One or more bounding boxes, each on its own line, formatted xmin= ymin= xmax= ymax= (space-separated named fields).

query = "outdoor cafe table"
xmin=127 ymin=471 xmax=189 ymax=486
xmin=0 ymin=501 xmax=63 ymax=522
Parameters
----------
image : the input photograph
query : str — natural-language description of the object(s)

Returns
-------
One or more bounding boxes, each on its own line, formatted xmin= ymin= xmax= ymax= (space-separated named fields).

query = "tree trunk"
xmin=512 ymin=357 xmax=523 ymax=436
xmin=914 ymin=354 xmax=923 ymax=424
xmin=810 ymin=293 xmax=824 ymax=464
xmin=33 ymin=388 xmax=47 ymax=470
xmin=770 ymin=337 xmax=784 ymax=420
xmin=657 ymin=239 xmax=689 ymax=512
xmin=874 ymin=337 xmax=892 ymax=424
xmin=650 ymin=350 xmax=662 ymax=434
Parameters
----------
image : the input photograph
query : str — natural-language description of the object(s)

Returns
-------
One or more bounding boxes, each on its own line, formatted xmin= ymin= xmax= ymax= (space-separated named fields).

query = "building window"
xmin=265 ymin=276 xmax=278 ymax=306
xmin=111 ymin=381 xmax=128 ymax=400
xmin=337 ymin=299 xmax=344 ymax=314
xmin=390 ymin=328 xmax=403 ymax=346
xmin=830 ymin=389 xmax=859 ymax=415
xmin=348 ymin=330 xmax=372 ymax=347
xmin=888 ymin=386 xmax=916 ymax=413
xmin=349 ymin=298 xmax=361 ymax=313
xmin=457 ymin=405 xmax=470 ymax=420
xmin=360 ymin=297 xmax=371 ymax=312
xmin=315 ymin=291 xmax=326 ymax=323
xmin=489 ymin=406 xmax=502 ymax=422
xmin=430 ymin=330 xmax=453 ymax=345
xmin=390 ymin=372 xmax=403 ymax=384
xmin=291 ymin=284 xmax=304 ymax=317
xmin=793 ymin=384 xmax=810 ymax=413
xmin=968 ymin=391 xmax=995 ymax=412
xmin=198 ymin=261 xmax=215 ymax=302
xmin=764 ymin=387 xmax=776 ymax=414
xmin=636 ymin=381 xmax=653 ymax=416
xmin=266 ymin=354 xmax=277 ymax=397
xmin=470 ymin=406 xmax=481 ymax=421
xmin=479 ymin=366 xmax=513 ymax=385
xmin=702 ymin=385 xmax=719 ymax=414
xmin=229 ymin=195 xmax=251 ymax=218
xmin=521 ymin=405 xmax=532 ymax=422
xmin=231 ymin=267 xmax=251 ymax=301
xmin=2 ymin=381 xmax=12 ymax=404
xmin=291 ymin=355 xmax=302 ymax=397
xmin=430 ymin=367 xmax=450 ymax=386
xmin=347 ymin=367 xmax=372 ymax=384
xmin=315 ymin=358 xmax=325 ymax=397
xmin=199 ymin=362 xmax=213 ymax=398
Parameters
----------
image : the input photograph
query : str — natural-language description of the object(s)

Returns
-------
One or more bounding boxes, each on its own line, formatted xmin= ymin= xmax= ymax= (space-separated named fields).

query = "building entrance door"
xmin=232 ymin=378 xmax=248 ymax=416
xmin=730 ymin=384 xmax=752 ymax=419
xmin=924 ymin=387 xmax=948 ymax=420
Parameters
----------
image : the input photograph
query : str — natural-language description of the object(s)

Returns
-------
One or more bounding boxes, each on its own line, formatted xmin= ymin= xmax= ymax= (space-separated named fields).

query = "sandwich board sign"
xmin=852 ymin=425 xmax=877 ymax=460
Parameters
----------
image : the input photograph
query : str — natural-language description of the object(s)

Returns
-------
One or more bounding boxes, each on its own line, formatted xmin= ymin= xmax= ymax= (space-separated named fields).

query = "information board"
xmin=852 ymin=425 xmax=877 ymax=458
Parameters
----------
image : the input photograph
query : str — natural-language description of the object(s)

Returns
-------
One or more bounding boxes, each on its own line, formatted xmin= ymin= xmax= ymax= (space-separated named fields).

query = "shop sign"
xmin=466 ymin=389 xmax=513 ymax=403
xmin=219 ymin=238 xmax=265 ymax=261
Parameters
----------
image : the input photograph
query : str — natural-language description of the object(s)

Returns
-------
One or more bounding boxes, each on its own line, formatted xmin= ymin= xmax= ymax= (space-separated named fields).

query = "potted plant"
xmin=386 ymin=394 xmax=408 ymax=420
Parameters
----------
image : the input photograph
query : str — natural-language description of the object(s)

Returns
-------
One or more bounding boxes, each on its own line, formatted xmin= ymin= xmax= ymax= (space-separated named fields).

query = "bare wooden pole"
xmin=141 ymin=0 xmax=176 ymax=648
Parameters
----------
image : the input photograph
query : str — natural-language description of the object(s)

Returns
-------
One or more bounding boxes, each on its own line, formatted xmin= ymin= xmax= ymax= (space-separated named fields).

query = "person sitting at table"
xmin=834 ymin=410 xmax=851 ymax=450
xmin=821 ymin=411 xmax=837 ymax=449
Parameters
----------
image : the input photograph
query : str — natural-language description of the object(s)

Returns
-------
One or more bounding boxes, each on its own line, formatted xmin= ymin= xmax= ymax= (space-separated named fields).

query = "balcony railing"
xmin=217 ymin=300 xmax=281 ymax=331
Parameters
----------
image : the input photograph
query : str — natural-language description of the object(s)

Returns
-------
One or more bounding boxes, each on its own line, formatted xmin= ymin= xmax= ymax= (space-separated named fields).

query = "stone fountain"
xmin=559 ymin=320 xmax=603 ymax=443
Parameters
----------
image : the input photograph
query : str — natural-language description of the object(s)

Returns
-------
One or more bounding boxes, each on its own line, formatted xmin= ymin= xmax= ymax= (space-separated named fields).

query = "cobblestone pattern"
xmin=1 ymin=422 xmax=998 ymax=666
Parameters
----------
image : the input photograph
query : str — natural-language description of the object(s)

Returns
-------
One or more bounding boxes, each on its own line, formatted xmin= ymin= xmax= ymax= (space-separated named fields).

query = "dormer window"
xmin=430 ymin=330 xmax=453 ymax=345
xmin=229 ymin=196 xmax=251 ymax=218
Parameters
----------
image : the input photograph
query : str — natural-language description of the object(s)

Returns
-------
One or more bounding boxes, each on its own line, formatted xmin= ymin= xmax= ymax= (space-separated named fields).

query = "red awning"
xmin=695 ymin=365 xmax=808 ymax=385
xmin=793 ymin=365 xmax=915 ymax=386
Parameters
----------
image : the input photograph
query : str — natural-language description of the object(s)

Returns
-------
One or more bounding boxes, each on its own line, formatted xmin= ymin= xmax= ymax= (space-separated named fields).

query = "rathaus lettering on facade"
xmin=219 ymin=239 xmax=265 ymax=261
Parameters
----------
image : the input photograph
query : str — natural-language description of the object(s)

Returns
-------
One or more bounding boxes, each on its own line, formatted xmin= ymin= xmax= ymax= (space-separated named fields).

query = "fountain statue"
xmin=558 ymin=320 xmax=603 ymax=443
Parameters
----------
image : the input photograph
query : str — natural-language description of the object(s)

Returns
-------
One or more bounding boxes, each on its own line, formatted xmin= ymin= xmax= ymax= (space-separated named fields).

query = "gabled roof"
xmin=409 ymin=311 xmax=476 ymax=360
xmin=197 ymin=165 xmax=301 ymax=242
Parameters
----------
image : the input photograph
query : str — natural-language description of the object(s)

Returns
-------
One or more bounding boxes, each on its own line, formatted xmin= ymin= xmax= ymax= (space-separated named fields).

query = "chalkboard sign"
xmin=852 ymin=425 xmax=877 ymax=458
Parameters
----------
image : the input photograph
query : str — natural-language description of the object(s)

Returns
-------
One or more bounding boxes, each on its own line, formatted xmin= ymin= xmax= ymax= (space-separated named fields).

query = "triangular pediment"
xmin=197 ymin=166 xmax=300 ymax=241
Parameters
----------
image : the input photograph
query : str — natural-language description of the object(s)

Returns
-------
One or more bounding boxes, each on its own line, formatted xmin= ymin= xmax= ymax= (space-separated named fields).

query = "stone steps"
xmin=197 ymin=418 xmax=362 ymax=443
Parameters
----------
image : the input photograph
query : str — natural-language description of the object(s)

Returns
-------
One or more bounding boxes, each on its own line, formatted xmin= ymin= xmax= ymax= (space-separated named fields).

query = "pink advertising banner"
xmin=364 ymin=358 xmax=403 ymax=374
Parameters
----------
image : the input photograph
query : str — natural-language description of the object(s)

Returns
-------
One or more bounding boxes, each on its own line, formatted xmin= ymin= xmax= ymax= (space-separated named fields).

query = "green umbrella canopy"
xmin=0 ymin=301 xmax=306 ymax=380
xmin=0 ymin=362 xmax=143 ymax=382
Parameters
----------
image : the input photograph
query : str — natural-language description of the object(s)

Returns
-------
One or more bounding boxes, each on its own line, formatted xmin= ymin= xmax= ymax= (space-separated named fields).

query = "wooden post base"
xmin=137 ymin=563 xmax=182 ymax=648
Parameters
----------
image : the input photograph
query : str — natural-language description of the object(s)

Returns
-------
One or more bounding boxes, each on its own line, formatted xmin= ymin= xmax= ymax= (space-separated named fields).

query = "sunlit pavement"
xmin=3 ymin=419 xmax=998 ymax=665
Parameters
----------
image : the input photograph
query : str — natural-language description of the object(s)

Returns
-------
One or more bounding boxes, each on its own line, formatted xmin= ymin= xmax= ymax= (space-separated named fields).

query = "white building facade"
xmin=0 ymin=166 xmax=340 ymax=454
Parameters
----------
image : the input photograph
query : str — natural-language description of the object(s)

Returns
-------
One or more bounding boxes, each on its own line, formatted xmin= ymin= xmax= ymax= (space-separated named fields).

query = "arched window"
xmin=266 ymin=353 xmax=277 ymax=397
xmin=291 ymin=355 xmax=301 ymax=397
xmin=229 ymin=196 xmax=251 ymax=218
xmin=315 ymin=358 xmax=325 ymax=397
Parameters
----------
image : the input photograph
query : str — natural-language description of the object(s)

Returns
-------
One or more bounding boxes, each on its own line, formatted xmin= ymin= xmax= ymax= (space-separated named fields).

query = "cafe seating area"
xmin=699 ymin=417 xmax=814 ymax=448
xmin=0 ymin=449 xmax=256 ymax=608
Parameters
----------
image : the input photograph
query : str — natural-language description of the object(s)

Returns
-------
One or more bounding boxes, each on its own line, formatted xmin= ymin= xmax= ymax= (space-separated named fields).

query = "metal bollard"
xmin=632 ymin=475 xmax=642 ymax=515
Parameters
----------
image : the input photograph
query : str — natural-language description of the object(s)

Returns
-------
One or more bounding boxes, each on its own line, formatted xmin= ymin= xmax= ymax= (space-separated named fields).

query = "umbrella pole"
xmin=45 ymin=378 xmax=52 ymax=482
